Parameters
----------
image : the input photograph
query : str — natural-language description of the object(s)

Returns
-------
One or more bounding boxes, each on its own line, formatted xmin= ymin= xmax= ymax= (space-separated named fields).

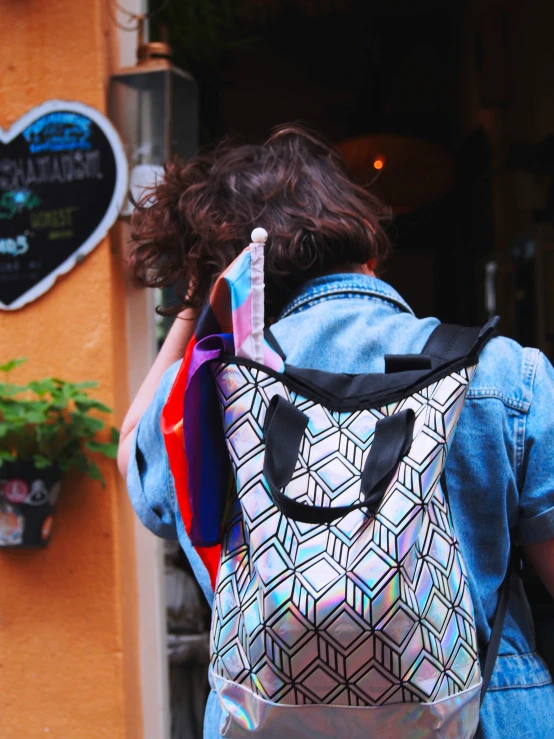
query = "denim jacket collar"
xmin=279 ymin=273 xmax=415 ymax=319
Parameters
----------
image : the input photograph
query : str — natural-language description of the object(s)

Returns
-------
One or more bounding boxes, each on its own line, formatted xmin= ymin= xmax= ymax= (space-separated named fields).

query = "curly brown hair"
xmin=129 ymin=124 xmax=391 ymax=318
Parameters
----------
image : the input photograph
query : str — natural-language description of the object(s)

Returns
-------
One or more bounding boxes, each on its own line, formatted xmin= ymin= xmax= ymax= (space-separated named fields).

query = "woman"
xmin=118 ymin=125 xmax=554 ymax=738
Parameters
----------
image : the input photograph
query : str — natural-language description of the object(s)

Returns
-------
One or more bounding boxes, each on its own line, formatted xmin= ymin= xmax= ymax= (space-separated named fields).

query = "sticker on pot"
xmin=0 ymin=478 xmax=49 ymax=506
xmin=27 ymin=479 xmax=50 ymax=506
xmin=0 ymin=501 xmax=24 ymax=545
xmin=3 ymin=478 xmax=29 ymax=504
xmin=0 ymin=100 xmax=128 ymax=309
xmin=41 ymin=515 xmax=54 ymax=541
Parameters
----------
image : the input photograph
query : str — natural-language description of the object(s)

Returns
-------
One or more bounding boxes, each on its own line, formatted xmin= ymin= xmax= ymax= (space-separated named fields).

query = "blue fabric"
xmin=127 ymin=273 xmax=554 ymax=738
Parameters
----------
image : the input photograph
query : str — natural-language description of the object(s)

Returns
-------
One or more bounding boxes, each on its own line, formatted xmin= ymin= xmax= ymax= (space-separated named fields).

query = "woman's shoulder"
xmin=469 ymin=335 xmax=541 ymax=413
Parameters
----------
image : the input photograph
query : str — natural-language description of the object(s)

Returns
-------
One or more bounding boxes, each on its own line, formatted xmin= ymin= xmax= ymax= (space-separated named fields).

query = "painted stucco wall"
xmin=0 ymin=1 xmax=142 ymax=736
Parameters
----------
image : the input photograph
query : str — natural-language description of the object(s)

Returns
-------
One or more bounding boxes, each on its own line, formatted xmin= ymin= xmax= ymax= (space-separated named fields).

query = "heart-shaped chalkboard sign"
xmin=0 ymin=101 xmax=128 ymax=309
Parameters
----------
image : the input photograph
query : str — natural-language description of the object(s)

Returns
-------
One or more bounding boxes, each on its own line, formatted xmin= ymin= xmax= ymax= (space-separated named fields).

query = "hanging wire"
xmin=111 ymin=0 xmax=174 ymax=32
xmin=109 ymin=11 xmax=140 ymax=33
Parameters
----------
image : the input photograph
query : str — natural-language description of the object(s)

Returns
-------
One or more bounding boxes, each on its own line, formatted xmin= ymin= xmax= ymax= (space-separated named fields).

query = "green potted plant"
xmin=0 ymin=358 xmax=118 ymax=548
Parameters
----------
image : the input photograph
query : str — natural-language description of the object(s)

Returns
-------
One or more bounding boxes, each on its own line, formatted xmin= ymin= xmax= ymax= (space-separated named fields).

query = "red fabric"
xmin=161 ymin=336 xmax=221 ymax=589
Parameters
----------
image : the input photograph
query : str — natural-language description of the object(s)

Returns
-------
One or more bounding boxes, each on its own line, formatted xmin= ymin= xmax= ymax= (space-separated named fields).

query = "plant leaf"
xmin=69 ymin=412 xmax=105 ymax=433
xmin=24 ymin=410 xmax=49 ymax=424
xmin=0 ymin=382 xmax=27 ymax=397
xmin=28 ymin=379 xmax=60 ymax=396
xmin=75 ymin=399 xmax=112 ymax=413
xmin=0 ymin=358 xmax=27 ymax=373
xmin=86 ymin=460 xmax=106 ymax=487
xmin=33 ymin=454 xmax=53 ymax=469
xmin=58 ymin=458 xmax=72 ymax=472
xmin=73 ymin=453 xmax=89 ymax=474
xmin=85 ymin=441 xmax=119 ymax=459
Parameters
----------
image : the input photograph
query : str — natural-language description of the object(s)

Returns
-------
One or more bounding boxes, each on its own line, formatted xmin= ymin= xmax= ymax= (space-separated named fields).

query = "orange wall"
xmin=0 ymin=1 xmax=142 ymax=737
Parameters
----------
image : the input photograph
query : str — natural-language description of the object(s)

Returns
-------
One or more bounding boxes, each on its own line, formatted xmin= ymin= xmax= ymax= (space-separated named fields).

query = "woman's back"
xmin=271 ymin=272 xmax=554 ymax=739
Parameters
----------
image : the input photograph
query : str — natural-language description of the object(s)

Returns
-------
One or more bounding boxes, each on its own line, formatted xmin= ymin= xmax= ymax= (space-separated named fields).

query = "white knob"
xmin=251 ymin=227 xmax=268 ymax=244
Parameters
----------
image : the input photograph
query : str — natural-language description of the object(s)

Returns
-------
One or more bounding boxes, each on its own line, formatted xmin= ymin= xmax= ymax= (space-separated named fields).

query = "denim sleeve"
xmin=126 ymin=360 xmax=182 ymax=540
xmin=516 ymin=351 xmax=554 ymax=545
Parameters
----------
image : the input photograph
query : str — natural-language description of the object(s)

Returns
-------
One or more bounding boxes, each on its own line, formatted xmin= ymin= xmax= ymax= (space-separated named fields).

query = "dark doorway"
xmin=151 ymin=0 xmax=496 ymax=324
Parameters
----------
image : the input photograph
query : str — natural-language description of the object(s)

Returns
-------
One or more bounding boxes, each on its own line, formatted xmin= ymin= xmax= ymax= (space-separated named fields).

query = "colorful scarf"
xmin=161 ymin=242 xmax=284 ymax=587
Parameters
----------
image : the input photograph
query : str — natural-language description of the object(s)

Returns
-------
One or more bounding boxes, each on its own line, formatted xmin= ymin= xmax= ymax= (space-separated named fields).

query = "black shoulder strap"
xmin=267 ymin=317 xmax=500 ymax=370
xmin=479 ymin=551 xmax=519 ymax=703
xmin=264 ymin=327 xmax=286 ymax=361
xmin=421 ymin=316 xmax=500 ymax=366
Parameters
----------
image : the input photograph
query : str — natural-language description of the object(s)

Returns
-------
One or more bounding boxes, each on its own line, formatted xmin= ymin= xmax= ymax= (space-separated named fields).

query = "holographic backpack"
xmin=163 ymin=229 xmax=507 ymax=739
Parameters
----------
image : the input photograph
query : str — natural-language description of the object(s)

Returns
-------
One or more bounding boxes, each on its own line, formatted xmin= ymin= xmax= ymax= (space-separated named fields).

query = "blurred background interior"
xmin=108 ymin=1 xmax=554 ymax=736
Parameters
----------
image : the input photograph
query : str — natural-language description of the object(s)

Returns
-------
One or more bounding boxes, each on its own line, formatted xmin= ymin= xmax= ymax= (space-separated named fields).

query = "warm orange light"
xmin=373 ymin=158 xmax=385 ymax=171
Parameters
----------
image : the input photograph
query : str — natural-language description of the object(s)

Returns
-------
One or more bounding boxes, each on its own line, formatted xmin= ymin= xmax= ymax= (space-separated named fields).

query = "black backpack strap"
xmin=264 ymin=327 xmax=287 ymax=361
xmin=268 ymin=317 xmax=500 ymax=371
xmin=420 ymin=316 xmax=500 ymax=366
xmin=479 ymin=559 xmax=513 ymax=703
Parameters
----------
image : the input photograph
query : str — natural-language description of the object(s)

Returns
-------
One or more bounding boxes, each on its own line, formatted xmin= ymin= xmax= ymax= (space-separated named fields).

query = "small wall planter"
xmin=0 ymin=461 xmax=62 ymax=547
xmin=0 ymin=358 xmax=119 ymax=548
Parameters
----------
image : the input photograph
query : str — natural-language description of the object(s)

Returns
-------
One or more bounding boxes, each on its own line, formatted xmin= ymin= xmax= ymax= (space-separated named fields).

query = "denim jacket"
xmin=128 ymin=274 xmax=554 ymax=739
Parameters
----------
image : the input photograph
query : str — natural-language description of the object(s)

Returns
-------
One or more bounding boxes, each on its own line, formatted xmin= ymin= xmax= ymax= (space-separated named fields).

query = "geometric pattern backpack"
xmin=162 ymin=229 xmax=508 ymax=739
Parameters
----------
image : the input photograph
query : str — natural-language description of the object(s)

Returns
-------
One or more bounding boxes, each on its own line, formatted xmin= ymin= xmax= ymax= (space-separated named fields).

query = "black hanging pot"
xmin=0 ymin=460 xmax=62 ymax=548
